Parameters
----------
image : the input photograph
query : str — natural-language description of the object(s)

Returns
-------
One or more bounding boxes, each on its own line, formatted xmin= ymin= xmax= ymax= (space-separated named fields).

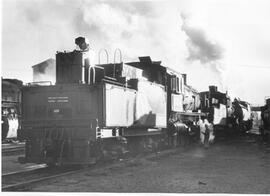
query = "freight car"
xmin=260 ymin=98 xmax=270 ymax=142
xmin=19 ymin=37 xmax=204 ymax=166
xmin=2 ymin=78 xmax=22 ymax=141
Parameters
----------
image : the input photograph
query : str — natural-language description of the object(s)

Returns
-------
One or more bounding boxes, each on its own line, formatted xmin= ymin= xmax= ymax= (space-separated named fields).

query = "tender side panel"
xmin=135 ymin=81 xmax=167 ymax=128
xmin=104 ymin=81 xmax=167 ymax=128
xmin=104 ymin=83 xmax=136 ymax=127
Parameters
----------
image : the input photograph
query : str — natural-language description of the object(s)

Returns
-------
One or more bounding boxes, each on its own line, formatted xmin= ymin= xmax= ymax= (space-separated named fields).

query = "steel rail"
xmin=2 ymin=166 xmax=82 ymax=191
xmin=2 ymin=147 xmax=180 ymax=191
xmin=2 ymin=146 xmax=25 ymax=156
xmin=2 ymin=169 xmax=82 ymax=191
xmin=2 ymin=164 xmax=47 ymax=176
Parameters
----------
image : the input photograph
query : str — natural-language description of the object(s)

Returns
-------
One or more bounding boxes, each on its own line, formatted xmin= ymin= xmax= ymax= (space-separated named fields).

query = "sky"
xmin=1 ymin=0 xmax=270 ymax=105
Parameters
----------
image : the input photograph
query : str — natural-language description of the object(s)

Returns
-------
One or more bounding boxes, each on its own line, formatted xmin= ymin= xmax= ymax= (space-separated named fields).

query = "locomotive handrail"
xmin=113 ymin=48 xmax=122 ymax=78
xmin=98 ymin=49 xmax=109 ymax=64
xmin=113 ymin=48 xmax=122 ymax=63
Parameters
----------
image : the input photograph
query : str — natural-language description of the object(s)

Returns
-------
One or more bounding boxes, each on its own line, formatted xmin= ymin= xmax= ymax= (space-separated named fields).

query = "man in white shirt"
xmin=198 ymin=116 xmax=215 ymax=148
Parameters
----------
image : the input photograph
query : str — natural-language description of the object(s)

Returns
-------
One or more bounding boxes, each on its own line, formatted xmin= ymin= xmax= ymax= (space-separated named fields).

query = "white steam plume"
xmin=181 ymin=13 xmax=228 ymax=91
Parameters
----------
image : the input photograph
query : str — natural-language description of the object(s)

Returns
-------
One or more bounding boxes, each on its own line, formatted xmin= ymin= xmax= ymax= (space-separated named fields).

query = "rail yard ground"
xmin=2 ymin=131 xmax=270 ymax=193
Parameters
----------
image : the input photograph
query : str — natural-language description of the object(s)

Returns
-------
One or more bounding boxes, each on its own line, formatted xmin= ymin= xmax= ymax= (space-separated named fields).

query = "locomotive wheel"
xmin=127 ymin=135 xmax=163 ymax=155
xmin=127 ymin=137 xmax=144 ymax=155
xmin=94 ymin=138 xmax=128 ymax=162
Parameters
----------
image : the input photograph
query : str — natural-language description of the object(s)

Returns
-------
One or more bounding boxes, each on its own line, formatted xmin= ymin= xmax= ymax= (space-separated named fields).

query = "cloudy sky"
xmin=2 ymin=0 xmax=270 ymax=105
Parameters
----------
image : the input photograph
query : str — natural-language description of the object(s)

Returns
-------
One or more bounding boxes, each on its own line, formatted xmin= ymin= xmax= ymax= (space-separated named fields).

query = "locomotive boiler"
xmin=19 ymin=37 xmax=204 ymax=166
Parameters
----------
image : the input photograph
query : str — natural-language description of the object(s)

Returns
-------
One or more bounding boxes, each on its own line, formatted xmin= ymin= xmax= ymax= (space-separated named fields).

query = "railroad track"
xmin=2 ymin=146 xmax=25 ymax=156
xmin=2 ymin=166 xmax=83 ymax=191
xmin=2 ymin=147 xmax=179 ymax=191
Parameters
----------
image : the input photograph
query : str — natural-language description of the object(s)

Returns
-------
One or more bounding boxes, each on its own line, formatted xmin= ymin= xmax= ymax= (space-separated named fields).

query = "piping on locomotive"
xmin=18 ymin=37 xmax=205 ymax=166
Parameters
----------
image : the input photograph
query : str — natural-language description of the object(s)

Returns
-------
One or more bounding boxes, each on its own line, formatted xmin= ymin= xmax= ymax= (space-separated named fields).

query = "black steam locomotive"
xmin=200 ymin=86 xmax=252 ymax=134
xmin=19 ymin=37 xmax=204 ymax=166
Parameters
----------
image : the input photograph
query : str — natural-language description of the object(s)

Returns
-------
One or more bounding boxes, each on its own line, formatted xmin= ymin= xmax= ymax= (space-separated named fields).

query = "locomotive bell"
xmin=75 ymin=37 xmax=89 ymax=51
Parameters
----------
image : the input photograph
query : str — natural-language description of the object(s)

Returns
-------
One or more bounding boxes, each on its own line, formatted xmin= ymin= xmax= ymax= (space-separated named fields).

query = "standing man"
xmin=199 ymin=116 xmax=214 ymax=148
xmin=198 ymin=116 xmax=206 ymax=145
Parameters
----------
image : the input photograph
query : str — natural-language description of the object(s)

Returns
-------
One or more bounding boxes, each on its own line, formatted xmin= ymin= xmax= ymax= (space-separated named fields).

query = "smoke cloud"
xmin=13 ymin=0 xmax=169 ymax=62
xmin=180 ymin=13 xmax=228 ymax=91
xmin=181 ymin=13 xmax=225 ymax=73
xmin=2 ymin=0 xmax=189 ymax=83
xmin=3 ymin=0 xmax=270 ymax=104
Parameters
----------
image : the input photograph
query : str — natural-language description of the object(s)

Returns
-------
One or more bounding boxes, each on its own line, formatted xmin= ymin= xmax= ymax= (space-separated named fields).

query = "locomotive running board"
xmin=122 ymin=128 xmax=163 ymax=137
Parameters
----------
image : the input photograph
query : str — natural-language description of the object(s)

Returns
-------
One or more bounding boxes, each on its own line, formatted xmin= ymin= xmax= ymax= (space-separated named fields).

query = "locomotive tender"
xmin=19 ymin=37 xmax=203 ymax=166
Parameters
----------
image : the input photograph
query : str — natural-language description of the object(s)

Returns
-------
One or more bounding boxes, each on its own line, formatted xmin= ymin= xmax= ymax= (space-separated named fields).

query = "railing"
xmin=98 ymin=48 xmax=109 ymax=64
xmin=113 ymin=48 xmax=122 ymax=78
xmin=90 ymin=48 xmax=123 ymax=85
